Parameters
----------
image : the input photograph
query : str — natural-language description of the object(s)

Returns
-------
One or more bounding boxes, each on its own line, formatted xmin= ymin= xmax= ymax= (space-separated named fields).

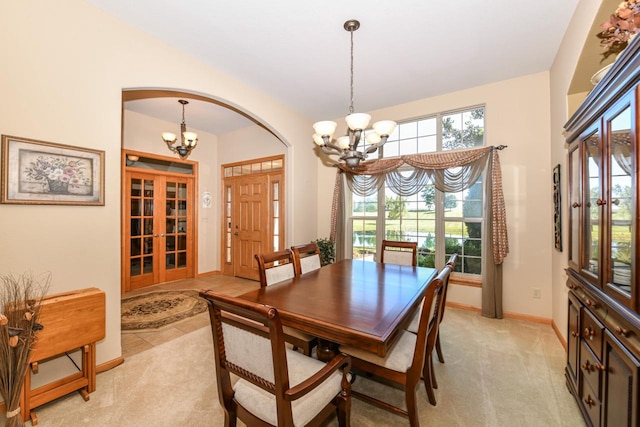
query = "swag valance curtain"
xmin=329 ymin=145 xmax=508 ymax=318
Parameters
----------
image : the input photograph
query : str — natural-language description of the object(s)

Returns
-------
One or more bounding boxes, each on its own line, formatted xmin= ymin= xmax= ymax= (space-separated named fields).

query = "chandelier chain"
xmin=349 ymin=28 xmax=355 ymax=114
xmin=311 ymin=19 xmax=396 ymax=169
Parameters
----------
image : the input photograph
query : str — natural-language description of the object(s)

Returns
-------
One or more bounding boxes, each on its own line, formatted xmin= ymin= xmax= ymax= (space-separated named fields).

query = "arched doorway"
xmin=120 ymin=89 xmax=289 ymax=290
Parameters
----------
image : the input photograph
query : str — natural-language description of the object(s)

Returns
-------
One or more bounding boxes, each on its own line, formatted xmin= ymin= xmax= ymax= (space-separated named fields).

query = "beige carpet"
xmin=6 ymin=308 xmax=584 ymax=426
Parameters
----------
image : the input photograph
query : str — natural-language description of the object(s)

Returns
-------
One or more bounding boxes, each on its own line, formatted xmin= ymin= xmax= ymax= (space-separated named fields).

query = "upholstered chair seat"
xmin=340 ymin=329 xmax=416 ymax=373
xmin=234 ymin=348 xmax=346 ymax=426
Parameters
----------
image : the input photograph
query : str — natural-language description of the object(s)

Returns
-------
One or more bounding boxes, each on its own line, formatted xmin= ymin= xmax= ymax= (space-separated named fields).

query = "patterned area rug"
xmin=121 ymin=290 xmax=208 ymax=331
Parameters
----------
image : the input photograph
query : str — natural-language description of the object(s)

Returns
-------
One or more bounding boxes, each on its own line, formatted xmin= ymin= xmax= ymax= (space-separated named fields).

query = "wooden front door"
xmin=124 ymin=170 xmax=195 ymax=291
xmin=221 ymin=156 xmax=285 ymax=280
xmin=233 ymin=174 xmax=268 ymax=280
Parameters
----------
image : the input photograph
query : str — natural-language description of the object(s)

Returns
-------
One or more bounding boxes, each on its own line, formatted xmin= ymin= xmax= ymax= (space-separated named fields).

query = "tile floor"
xmin=121 ymin=274 xmax=259 ymax=359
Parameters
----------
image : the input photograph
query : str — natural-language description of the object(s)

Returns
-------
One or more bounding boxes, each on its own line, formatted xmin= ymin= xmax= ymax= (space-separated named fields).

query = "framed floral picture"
xmin=1 ymin=135 xmax=104 ymax=205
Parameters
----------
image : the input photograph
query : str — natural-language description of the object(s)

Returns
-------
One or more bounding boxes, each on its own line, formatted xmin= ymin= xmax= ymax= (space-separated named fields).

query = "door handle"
xmin=234 ymin=232 xmax=239 ymax=236
xmin=161 ymin=233 xmax=165 ymax=237
xmin=154 ymin=234 xmax=158 ymax=237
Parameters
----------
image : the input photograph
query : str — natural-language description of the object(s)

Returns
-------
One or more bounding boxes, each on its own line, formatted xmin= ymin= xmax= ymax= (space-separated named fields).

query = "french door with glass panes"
xmin=124 ymin=171 xmax=195 ymax=291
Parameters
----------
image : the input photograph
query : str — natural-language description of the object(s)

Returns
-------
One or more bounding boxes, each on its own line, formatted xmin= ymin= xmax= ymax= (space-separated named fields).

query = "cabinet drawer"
xmin=580 ymin=341 xmax=603 ymax=398
xmin=581 ymin=379 xmax=601 ymax=427
xmin=581 ymin=308 xmax=604 ymax=360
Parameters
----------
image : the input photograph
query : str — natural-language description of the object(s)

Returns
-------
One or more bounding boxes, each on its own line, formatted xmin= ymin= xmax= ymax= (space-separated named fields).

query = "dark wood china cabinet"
xmin=564 ymin=36 xmax=640 ymax=427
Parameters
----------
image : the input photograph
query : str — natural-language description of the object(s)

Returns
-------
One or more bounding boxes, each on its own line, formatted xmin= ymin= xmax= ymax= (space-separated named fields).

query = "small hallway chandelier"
xmin=313 ymin=20 xmax=397 ymax=169
xmin=162 ymin=99 xmax=198 ymax=159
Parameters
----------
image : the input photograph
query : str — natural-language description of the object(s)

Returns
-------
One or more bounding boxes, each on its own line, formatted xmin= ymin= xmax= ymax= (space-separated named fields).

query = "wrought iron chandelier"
xmin=312 ymin=20 xmax=397 ymax=169
xmin=161 ymin=99 xmax=198 ymax=159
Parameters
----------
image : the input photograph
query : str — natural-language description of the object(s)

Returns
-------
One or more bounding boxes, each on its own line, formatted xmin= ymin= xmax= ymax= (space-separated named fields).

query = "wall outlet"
xmin=532 ymin=288 xmax=541 ymax=299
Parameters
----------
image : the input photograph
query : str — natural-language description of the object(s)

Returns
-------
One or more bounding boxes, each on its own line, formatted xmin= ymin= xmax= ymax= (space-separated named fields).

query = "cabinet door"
xmin=603 ymin=331 xmax=639 ymax=427
xmin=568 ymin=292 xmax=581 ymax=383
xmin=568 ymin=143 xmax=582 ymax=271
xmin=604 ymin=99 xmax=635 ymax=309
xmin=583 ymin=126 xmax=603 ymax=283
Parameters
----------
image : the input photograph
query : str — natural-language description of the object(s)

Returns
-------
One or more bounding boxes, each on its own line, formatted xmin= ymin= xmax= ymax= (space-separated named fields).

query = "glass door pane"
xmin=608 ymin=106 xmax=632 ymax=297
xmin=568 ymin=145 xmax=581 ymax=269
xmin=584 ymin=131 xmax=601 ymax=281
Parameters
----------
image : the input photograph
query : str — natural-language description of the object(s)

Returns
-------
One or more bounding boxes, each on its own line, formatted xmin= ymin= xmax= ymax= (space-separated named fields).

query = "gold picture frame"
xmin=1 ymin=135 xmax=104 ymax=205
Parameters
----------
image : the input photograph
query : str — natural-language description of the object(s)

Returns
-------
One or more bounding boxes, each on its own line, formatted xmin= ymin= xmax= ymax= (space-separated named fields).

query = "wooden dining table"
xmin=238 ymin=259 xmax=437 ymax=360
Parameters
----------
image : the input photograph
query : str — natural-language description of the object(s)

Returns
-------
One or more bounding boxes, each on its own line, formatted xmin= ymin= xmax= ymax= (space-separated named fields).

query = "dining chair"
xmin=339 ymin=274 xmax=443 ymax=426
xmin=420 ymin=264 xmax=453 ymax=405
xmin=380 ymin=240 xmax=417 ymax=267
xmin=199 ymin=290 xmax=352 ymax=427
xmin=403 ymin=258 xmax=454 ymax=402
xmin=255 ymin=250 xmax=318 ymax=356
xmin=291 ymin=242 xmax=322 ymax=275
xmin=434 ymin=253 xmax=458 ymax=364
xmin=406 ymin=253 xmax=457 ymax=336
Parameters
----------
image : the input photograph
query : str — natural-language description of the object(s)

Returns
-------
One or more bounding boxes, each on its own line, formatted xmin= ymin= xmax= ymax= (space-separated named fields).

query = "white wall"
xmin=549 ymin=0 xmax=604 ymax=340
xmin=317 ymin=72 xmax=556 ymax=319
xmin=123 ymin=109 xmax=219 ymax=273
xmin=217 ymin=125 xmax=319 ymax=245
xmin=0 ymin=1 xmax=317 ymax=368
xmin=217 ymin=125 xmax=287 ymax=166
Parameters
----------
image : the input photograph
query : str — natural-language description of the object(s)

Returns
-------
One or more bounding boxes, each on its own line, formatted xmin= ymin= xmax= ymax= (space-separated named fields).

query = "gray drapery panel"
xmin=330 ymin=145 xmax=508 ymax=318
xmin=481 ymin=152 xmax=503 ymax=318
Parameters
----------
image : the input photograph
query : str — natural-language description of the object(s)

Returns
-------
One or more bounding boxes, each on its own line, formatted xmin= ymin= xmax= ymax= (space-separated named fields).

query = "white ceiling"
xmin=86 ymin=0 xmax=582 ymax=135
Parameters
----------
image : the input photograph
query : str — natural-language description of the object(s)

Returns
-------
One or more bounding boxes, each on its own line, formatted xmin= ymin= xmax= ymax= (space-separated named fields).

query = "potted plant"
xmin=313 ymin=238 xmax=335 ymax=266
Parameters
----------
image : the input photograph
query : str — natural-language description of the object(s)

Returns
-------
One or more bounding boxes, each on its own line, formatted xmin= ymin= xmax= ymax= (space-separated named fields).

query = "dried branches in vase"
xmin=597 ymin=0 xmax=640 ymax=61
xmin=0 ymin=273 xmax=49 ymax=427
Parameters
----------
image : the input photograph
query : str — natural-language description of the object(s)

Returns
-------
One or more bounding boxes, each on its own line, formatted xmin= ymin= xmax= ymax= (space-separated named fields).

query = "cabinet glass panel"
xmin=584 ymin=132 xmax=601 ymax=278
xmin=608 ymin=106 xmax=632 ymax=296
xmin=569 ymin=146 xmax=580 ymax=267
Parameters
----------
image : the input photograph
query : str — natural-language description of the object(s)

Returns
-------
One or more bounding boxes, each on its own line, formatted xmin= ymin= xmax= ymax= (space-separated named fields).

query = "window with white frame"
xmin=349 ymin=106 xmax=485 ymax=275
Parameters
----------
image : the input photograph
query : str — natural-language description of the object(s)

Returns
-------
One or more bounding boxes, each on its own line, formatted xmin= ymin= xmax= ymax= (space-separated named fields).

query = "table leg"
xmin=316 ymin=339 xmax=340 ymax=362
